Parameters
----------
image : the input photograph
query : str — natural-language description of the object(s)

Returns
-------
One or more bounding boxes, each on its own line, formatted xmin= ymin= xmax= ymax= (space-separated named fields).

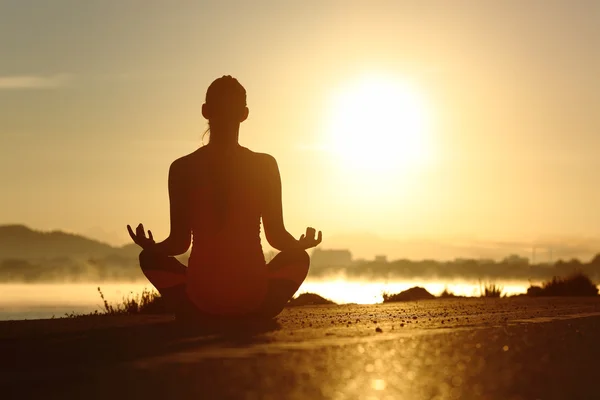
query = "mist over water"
xmin=2 ymin=226 xmax=598 ymax=320
xmin=0 ymin=279 xmax=533 ymax=321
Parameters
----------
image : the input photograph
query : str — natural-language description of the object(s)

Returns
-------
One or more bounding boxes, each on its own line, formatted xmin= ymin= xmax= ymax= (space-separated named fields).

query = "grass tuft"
xmin=480 ymin=281 xmax=503 ymax=298
xmin=65 ymin=287 xmax=167 ymax=318
xmin=439 ymin=288 xmax=457 ymax=298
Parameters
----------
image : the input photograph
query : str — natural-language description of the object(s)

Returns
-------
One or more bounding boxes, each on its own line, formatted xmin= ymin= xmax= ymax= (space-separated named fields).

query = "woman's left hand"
xmin=297 ymin=227 xmax=323 ymax=250
xmin=127 ymin=223 xmax=156 ymax=250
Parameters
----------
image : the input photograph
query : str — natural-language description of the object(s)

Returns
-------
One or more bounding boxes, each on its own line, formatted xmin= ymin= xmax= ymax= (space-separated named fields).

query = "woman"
xmin=127 ymin=75 xmax=322 ymax=319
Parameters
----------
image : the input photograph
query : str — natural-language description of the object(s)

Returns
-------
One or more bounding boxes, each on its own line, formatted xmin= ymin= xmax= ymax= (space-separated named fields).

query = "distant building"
xmin=374 ymin=255 xmax=388 ymax=264
xmin=502 ymin=254 xmax=530 ymax=265
xmin=311 ymin=248 xmax=353 ymax=267
xmin=454 ymin=257 xmax=476 ymax=264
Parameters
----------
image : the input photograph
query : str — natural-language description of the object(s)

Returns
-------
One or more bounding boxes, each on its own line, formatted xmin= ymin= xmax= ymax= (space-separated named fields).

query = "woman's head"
xmin=202 ymin=75 xmax=249 ymax=126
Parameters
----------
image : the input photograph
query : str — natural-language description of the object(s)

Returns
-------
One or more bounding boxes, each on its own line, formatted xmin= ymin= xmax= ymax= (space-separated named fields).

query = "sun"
xmin=326 ymin=74 xmax=432 ymax=173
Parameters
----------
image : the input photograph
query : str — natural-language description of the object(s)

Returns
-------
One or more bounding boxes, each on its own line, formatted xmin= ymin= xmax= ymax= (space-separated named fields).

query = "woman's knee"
xmin=139 ymin=249 xmax=158 ymax=270
xmin=279 ymin=249 xmax=310 ymax=279
xmin=297 ymin=249 xmax=310 ymax=276
xmin=285 ymin=248 xmax=310 ymax=268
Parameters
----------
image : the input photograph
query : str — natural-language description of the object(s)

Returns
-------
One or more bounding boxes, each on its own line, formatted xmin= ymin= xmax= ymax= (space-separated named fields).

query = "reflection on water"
xmin=0 ymin=283 xmax=151 ymax=320
xmin=0 ymin=279 xmax=530 ymax=320
xmin=300 ymin=280 xmax=529 ymax=304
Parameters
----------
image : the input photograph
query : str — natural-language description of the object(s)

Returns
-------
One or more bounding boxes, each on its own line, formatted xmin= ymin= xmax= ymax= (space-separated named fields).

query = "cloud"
xmin=0 ymin=74 xmax=70 ymax=90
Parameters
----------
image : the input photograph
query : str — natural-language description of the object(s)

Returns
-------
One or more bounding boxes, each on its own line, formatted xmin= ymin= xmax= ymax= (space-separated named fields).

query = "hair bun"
xmin=206 ymin=75 xmax=247 ymax=107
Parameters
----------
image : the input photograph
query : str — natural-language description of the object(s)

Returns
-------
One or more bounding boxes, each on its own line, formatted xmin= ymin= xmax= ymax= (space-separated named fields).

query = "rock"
xmin=287 ymin=293 xmax=336 ymax=307
xmin=382 ymin=287 xmax=435 ymax=303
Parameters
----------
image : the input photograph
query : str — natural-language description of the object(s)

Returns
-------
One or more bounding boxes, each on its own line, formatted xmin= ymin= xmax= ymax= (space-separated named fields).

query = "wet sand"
xmin=2 ymin=297 xmax=600 ymax=399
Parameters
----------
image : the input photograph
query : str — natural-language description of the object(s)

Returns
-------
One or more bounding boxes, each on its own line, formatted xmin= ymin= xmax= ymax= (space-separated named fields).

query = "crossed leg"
xmin=138 ymin=249 xmax=188 ymax=312
xmin=255 ymin=249 xmax=310 ymax=318
xmin=138 ymin=248 xmax=310 ymax=319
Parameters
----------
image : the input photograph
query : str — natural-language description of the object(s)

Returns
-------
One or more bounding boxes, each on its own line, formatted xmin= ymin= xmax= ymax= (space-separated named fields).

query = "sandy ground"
xmin=2 ymin=297 xmax=600 ymax=399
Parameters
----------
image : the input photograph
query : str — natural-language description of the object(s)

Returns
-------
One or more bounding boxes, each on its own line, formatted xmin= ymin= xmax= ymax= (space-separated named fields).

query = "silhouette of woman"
xmin=127 ymin=75 xmax=322 ymax=319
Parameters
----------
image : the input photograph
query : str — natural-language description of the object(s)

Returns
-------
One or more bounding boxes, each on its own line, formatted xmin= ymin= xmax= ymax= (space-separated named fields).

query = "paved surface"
xmin=2 ymin=297 xmax=600 ymax=399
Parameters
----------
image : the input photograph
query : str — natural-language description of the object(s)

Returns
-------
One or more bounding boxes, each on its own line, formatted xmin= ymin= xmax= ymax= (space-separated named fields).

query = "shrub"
xmin=527 ymin=285 xmax=543 ymax=296
xmin=528 ymin=272 xmax=599 ymax=297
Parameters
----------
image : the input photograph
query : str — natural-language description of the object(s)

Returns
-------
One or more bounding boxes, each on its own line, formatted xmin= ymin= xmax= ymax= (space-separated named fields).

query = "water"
xmin=0 ymin=283 xmax=151 ymax=320
xmin=300 ymin=279 xmax=529 ymax=304
xmin=0 ymin=280 xmax=530 ymax=321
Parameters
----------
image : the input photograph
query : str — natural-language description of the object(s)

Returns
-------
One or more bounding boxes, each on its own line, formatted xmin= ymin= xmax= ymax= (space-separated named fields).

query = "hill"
xmin=0 ymin=225 xmax=144 ymax=282
xmin=0 ymin=225 xmax=138 ymax=260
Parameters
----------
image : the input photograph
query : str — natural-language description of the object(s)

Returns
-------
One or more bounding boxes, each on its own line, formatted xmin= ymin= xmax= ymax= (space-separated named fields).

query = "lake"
xmin=0 ymin=279 xmax=532 ymax=321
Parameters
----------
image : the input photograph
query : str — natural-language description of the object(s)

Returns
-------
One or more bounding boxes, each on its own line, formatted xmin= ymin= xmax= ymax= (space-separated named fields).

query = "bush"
xmin=528 ymin=272 xmax=599 ymax=297
xmin=527 ymin=285 xmax=543 ymax=296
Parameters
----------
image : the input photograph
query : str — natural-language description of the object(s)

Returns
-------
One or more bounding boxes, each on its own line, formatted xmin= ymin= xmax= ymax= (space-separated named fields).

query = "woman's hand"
xmin=298 ymin=227 xmax=323 ymax=250
xmin=126 ymin=223 xmax=156 ymax=250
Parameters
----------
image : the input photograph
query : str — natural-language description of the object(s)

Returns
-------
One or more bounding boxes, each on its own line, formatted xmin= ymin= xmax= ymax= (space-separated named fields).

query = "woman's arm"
xmin=261 ymin=155 xmax=301 ymax=251
xmin=152 ymin=159 xmax=192 ymax=256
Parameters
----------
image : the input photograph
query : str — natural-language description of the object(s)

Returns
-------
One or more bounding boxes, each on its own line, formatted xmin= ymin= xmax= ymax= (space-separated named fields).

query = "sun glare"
xmin=326 ymin=74 xmax=432 ymax=173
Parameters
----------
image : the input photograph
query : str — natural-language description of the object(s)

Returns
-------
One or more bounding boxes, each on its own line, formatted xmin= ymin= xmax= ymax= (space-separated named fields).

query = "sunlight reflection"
xmin=0 ymin=279 xmax=533 ymax=320
xmin=298 ymin=280 xmax=529 ymax=304
xmin=372 ymin=379 xmax=386 ymax=391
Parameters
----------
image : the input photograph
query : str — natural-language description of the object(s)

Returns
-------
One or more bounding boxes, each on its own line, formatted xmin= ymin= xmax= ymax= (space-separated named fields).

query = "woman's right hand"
xmin=126 ymin=223 xmax=156 ymax=250
xmin=298 ymin=227 xmax=323 ymax=249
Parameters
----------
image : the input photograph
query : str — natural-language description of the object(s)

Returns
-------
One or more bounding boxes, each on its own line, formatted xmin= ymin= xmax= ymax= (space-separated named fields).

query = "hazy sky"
xmin=1 ymin=1 xmax=599 ymax=256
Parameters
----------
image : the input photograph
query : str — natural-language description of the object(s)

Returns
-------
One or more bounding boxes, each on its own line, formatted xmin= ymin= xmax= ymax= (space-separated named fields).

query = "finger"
xmin=148 ymin=230 xmax=153 ymax=241
xmin=306 ymin=227 xmax=316 ymax=239
xmin=137 ymin=224 xmax=144 ymax=237
xmin=299 ymin=234 xmax=305 ymax=241
xmin=127 ymin=225 xmax=136 ymax=240
xmin=316 ymin=230 xmax=323 ymax=245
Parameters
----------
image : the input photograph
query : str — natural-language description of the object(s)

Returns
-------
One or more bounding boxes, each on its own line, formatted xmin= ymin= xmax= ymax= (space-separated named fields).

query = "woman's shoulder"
xmin=174 ymin=146 xmax=215 ymax=163
xmin=242 ymin=147 xmax=277 ymax=164
xmin=169 ymin=146 xmax=277 ymax=171
xmin=170 ymin=150 xmax=199 ymax=167
xmin=167 ymin=148 xmax=209 ymax=177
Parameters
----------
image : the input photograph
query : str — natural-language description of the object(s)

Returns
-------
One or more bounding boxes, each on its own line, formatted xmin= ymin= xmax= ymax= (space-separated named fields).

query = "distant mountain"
xmin=0 ymin=224 xmax=138 ymax=260
xmin=0 ymin=225 xmax=145 ymax=282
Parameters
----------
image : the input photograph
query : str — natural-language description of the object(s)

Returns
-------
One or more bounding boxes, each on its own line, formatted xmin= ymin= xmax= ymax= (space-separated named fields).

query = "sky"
xmin=1 ymin=1 xmax=599 ymax=259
